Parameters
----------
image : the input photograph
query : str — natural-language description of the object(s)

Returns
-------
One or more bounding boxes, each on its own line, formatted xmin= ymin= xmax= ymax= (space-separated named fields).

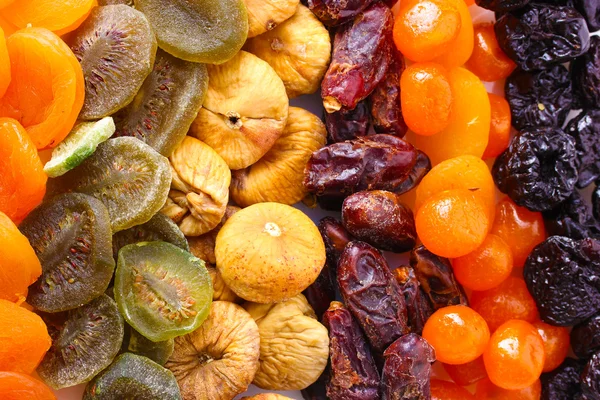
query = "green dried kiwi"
xmin=113 ymin=49 xmax=209 ymax=157
xmin=112 ymin=212 xmax=189 ymax=260
xmin=114 ymin=241 xmax=213 ymax=342
xmin=20 ymin=193 xmax=114 ymax=313
xmin=83 ymin=353 xmax=182 ymax=400
xmin=127 ymin=327 xmax=175 ymax=366
xmin=46 ymin=137 xmax=171 ymax=233
xmin=38 ymin=295 xmax=124 ymax=390
xmin=68 ymin=5 xmax=157 ymax=120
xmin=134 ymin=0 xmax=248 ymax=64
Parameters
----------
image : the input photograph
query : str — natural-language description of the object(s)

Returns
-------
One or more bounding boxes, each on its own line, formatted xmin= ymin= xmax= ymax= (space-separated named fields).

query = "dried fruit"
xmin=475 ymin=0 xmax=529 ymax=12
xmin=243 ymin=395 xmax=293 ymax=400
xmin=186 ymin=206 xmax=240 ymax=266
xmin=573 ymin=0 xmax=600 ymax=31
xmin=543 ymin=191 xmax=600 ymax=240
xmin=324 ymin=101 xmax=370 ymax=144
xmin=231 ymin=107 xmax=326 ymax=207
xmin=161 ymin=136 xmax=231 ymax=237
xmin=483 ymin=93 xmax=512 ymax=159
xmin=189 ymin=51 xmax=288 ymax=170
xmin=466 ymin=22 xmax=516 ymax=82
xmin=1 ymin=0 xmax=95 ymax=35
xmin=534 ymin=320 xmax=570 ymax=373
xmin=571 ymin=313 xmax=600 ymax=359
xmin=244 ymin=295 xmax=329 ymax=390
xmin=244 ymin=0 xmax=299 ymax=38
xmin=432 ymin=379 xmax=476 ymax=400
xmin=0 ymin=371 xmax=56 ymax=400
xmin=394 ymin=150 xmax=432 ymax=196
xmin=393 ymin=266 xmax=434 ymax=335
xmin=572 ymin=36 xmax=600 ymax=109
xmin=166 ymin=301 xmax=260 ymax=400
xmin=245 ymin=4 xmax=331 ymax=99
xmin=565 ymin=109 xmax=600 ymax=188
xmin=476 ymin=377 xmax=542 ymax=400
xmin=205 ymin=266 xmax=240 ymax=303
xmin=541 ymin=358 xmax=585 ymax=400
xmin=306 ymin=0 xmax=377 ymax=26
xmin=442 ymin=357 xmax=487 ymax=387
xmin=582 ymin=351 xmax=600 ymax=399
xmin=125 ymin=327 xmax=174 ymax=366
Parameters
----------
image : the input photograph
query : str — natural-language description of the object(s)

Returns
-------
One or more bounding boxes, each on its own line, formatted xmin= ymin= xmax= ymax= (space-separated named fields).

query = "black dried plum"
xmin=495 ymin=3 xmax=590 ymax=71
xmin=573 ymin=0 xmax=600 ymax=31
xmin=476 ymin=0 xmax=530 ymax=12
xmin=582 ymin=351 xmax=600 ymax=400
xmin=573 ymin=36 xmax=600 ymax=110
xmin=492 ymin=127 xmax=579 ymax=212
xmin=594 ymin=186 xmax=600 ymax=221
xmin=524 ymin=236 xmax=600 ymax=326
xmin=565 ymin=109 xmax=600 ymax=188
xmin=541 ymin=358 xmax=585 ymax=400
xmin=505 ymin=65 xmax=574 ymax=131
xmin=571 ymin=313 xmax=600 ymax=359
xmin=325 ymin=101 xmax=370 ymax=144
xmin=543 ymin=191 xmax=600 ymax=240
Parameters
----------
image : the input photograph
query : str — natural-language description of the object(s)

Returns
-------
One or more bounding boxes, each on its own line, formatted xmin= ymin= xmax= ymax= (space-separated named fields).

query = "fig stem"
xmin=263 ymin=222 xmax=282 ymax=237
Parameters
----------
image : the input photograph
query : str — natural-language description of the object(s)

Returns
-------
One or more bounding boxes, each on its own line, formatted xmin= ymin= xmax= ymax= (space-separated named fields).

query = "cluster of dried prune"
xmin=476 ymin=0 xmax=530 ymax=12
xmin=573 ymin=36 xmax=600 ymax=110
xmin=543 ymin=191 xmax=600 ymax=240
xmin=541 ymin=358 xmax=586 ymax=399
xmin=582 ymin=351 xmax=600 ymax=399
xmin=565 ymin=110 xmax=600 ymax=188
xmin=571 ymin=313 xmax=600 ymax=359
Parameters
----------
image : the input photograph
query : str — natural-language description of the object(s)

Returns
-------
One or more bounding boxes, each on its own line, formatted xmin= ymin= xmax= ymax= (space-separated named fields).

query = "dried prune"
xmin=582 ymin=351 xmax=600 ymax=399
xmin=543 ymin=191 xmax=600 ymax=240
xmin=565 ymin=110 xmax=600 ymax=188
xmin=381 ymin=334 xmax=436 ymax=400
xmin=409 ymin=246 xmax=468 ymax=310
xmin=541 ymin=358 xmax=585 ymax=400
xmin=321 ymin=3 xmax=394 ymax=113
xmin=573 ymin=0 xmax=600 ymax=31
xmin=393 ymin=266 xmax=434 ymax=335
xmin=476 ymin=0 xmax=530 ymax=12
xmin=394 ymin=150 xmax=431 ymax=196
xmin=323 ymin=301 xmax=380 ymax=400
xmin=572 ymin=36 xmax=600 ymax=109
xmin=342 ymin=191 xmax=416 ymax=253
xmin=337 ymin=241 xmax=409 ymax=353
xmin=524 ymin=236 xmax=600 ymax=326
xmin=306 ymin=0 xmax=377 ymax=26
xmin=571 ymin=313 xmax=600 ymax=359
xmin=492 ymin=127 xmax=578 ymax=212
xmin=495 ymin=3 xmax=590 ymax=71
xmin=301 ymin=376 xmax=328 ymax=400
xmin=505 ymin=65 xmax=574 ymax=131
xmin=325 ymin=101 xmax=370 ymax=144
xmin=304 ymin=134 xmax=417 ymax=197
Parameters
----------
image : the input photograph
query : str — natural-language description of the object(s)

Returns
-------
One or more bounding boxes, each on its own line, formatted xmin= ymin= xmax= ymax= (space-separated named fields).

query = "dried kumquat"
xmin=532 ymin=320 xmax=569 ymax=373
xmin=483 ymin=93 xmax=512 ymax=160
xmin=431 ymin=379 xmax=476 ymax=399
xmin=466 ymin=23 xmax=516 ymax=82
xmin=475 ymin=377 xmax=542 ymax=400
xmin=443 ymin=356 xmax=488 ymax=386
xmin=0 ymin=371 xmax=56 ymax=400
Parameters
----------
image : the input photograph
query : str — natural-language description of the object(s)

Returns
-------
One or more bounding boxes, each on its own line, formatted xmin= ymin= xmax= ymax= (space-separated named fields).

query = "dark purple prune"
xmin=594 ymin=186 xmax=600 ymax=221
xmin=393 ymin=265 xmax=434 ymax=335
xmin=394 ymin=150 xmax=431 ymax=196
xmin=505 ymin=65 xmax=574 ymax=131
xmin=409 ymin=246 xmax=468 ymax=310
xmin=321 ymin=3 xmax=394 ymax=113
xmin=495 ymin=3 xmax=590 ymax=71
xmin=582 ymin=351 xmax=600 ymax=399
xmin=573 ymin=0 xmax=600 ymax=31
xmin=571 ymin=313 xmax=600 ymax=359
xmin=337 ymin=241 xmax=409 ymax=353
xmin=342 ymin=190 xmax=417 ymax=253
xmin=301 ymin=375 xmax=328 ymax=400
xmin=304 ymin=134 xmax=418 ymax=197
xmin=380 ymin=333 xmax=436 ymax=400
xmin=306 ymin=0 xmax=377 ymax=27
xmin=543 ymin=191 xmax=600 ymax=240
xmin=524 ymin=236 xmax=600 ymax=326
xmin=565 ymin=109 xmax=600 ymax=188
xmin=541 ymin=358 xmax=585 ymax=400
xmin=492 ymin=127 xmax=579 ymax=212
xmin=476 ymin=0 xmax=530 ymax=12
xmin=323 ymin=301 xmax=380 ymax=400
xmin=573 ymin=36 xmax=600 ymax=109
xmin=325 ymin=101 xmax=370 ymax=144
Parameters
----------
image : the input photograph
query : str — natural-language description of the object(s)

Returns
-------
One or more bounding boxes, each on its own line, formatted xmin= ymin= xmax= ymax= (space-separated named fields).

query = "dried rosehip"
xmin=409 ymin=246 xmax=468 ymax=310
xmin=495 ymin=3 xmax=590 ymax=71
xmin=571 ymin=313 xmax=600 ymax=359
xmin=543 ymin=191 xmax=600 ymax=240
xmin=306 ymin=0 xmax=377 ymax=27
xmin=524 ymin=236 xmax=600 ymax=326
xmin=476 ymin=0 xmax=530 ymax=12
xmin=492 ymin=127 xmax=578 ymax=212
xmin=565 ymin=109 xmax=600 ymax=188
xmin=381 ymin=334 xmax=436 ymax=400
xmin=337 ymin=241 xmax=409 ymax=353
xmin=323 ymin=301 xmax=380 ymax=400
xmin=573 ymin=0 xmax=600 ymax=31
xmin=393 ymin=265 xmax=434 ymax=335
xmin=582 ymin=351 xmax=600 ymax=399
xmin=342 ymin=190 xmax=417 ymax=253
xmin=572 ymin=36 xmax=600 ymax=110
xmin=325 ymin=101 xmax=370 ymax=144
xmin=321 ymin=2 xmax=394 ymax=113
xmin=303 ymin=134 xmax=418 ymax=197
xmin=541 ymin=358 xmax=585 ymax=400
xmin=505 ymin=65 xmax=574 ymax=131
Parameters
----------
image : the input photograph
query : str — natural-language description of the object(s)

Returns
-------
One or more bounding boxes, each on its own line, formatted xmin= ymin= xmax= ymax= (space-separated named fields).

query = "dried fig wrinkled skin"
xmin=161 ymin=137 xmax=231 ymax=237
xmin=242 ymin=395 xmax=294 ymax=400
xmin=381 ymin=334 xmax=436 ymax=400
xmin=323 ymin=301 xmax=380 ymax=400
xmin=206 ymin=266 xmax=241 ymax=303
xmin=187 ymin=206 xmax=241 ymax=266
xmin=245 ymin=5 xmax=331 ymax=99
xmin=231 ymin=107 xmax=327 ymax=207
xmin=244 ymin=0 xmax=299 ymax=38
xmin=325 ymin=101 xmax=371 ymax=144
xmin=244 ymin=294 xmax=329 ymax=390
xmin=166 ymin=301 xmax=260 ymax=400
xmin=338 ymin=241 xmax=410 ymax=354
xmin=394 ymin=266 xmax=434 ymax=335
xmin=306 ymin=0 xmax=377 ymax=26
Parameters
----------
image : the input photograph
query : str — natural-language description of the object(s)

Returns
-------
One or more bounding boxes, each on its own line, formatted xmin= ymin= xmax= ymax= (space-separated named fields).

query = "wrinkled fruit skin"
xmin=325 ymin=101 xmax=370 ymax=144
xmin=337 ymin=241 xmax=409 ymax=353
xmin=381 ymin=334 xmax=436 ymax=400
xmin=565 ymin=109 xmax=600 ymax=188
xmin=321 ymin=2 xmax=394 ymax=113
xmin=394 ymin=266 xmax=434 ymax=335
xmin=476 ymin=0 xmax=530 ymax=12
xmin=306 ymin=0 xmax=377 ymax=26
xmin=323 ymin=302 xmax=380 ymax=400
xmin=543 ymin=191 xmax=600 ymax=240
xmin=302 ymin=262 xmax=336 ymax=321
xmin=572 ymin=36 xmax=600 ymax=109
xmin=495 ymin=3 xmax=590 ymax=71
xmin=524 ymin=236 xmax=600 ymax=326
xmin=573 ymin=0 xmax=600 ymax=31
xmin=571 ymin=313 xmax=600 ymax=359
xmin=394 ymin=150 xmax=431 ymax=196
xmin=582 ymin=351 xmax=600 ymax=399
xmin=541 ymin=358 xmax=586 ymax=400
xmin=492 ymin=127 xmax=578 ymax=212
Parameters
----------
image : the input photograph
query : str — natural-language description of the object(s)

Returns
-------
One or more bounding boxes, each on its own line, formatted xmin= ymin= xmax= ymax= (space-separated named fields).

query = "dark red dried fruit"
xmin=393 ymin=265 xmax=434 ymax=335
xmin=381 ymin=333 xmax=436 ymax=400
xmin=541 ymin=358 xmax=585 ymax=400
xmin=337 ymin=241 xmax=409 ymax=353
xmin=476 ymin=0 xmax=530 ymax=12
xmin=582 ymin=351 xmax=600 ymax=399
xmin=325 ymin=101 xmax=370 ymax=144
xmin=572 ymin=36 xmax=600 ymax=110
xmin=302 ymin=262 xmax=336 ymax=321
xmin=571 ymin=313 xmax=600 ymax=359
xmin=301 ymin=375 xmax=328 ymax=400
xmin=305 ymin=0 xmax=378 ymax=26
xmin=393 ymin=150 xmax=431 ymax=196
xmin=323 ymin=301 xmax=380 ymax=400
xmin=321 ymin=2 xmax=394 ymax=113
xmin=319 ymin=216 xmax=354 ymax=270
xmin=543 ymin=191 xmax=600 ymax=240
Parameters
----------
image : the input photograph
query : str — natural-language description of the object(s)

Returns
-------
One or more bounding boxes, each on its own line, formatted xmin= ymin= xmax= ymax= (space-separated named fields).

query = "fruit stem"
xmin=264 ymin=222 xmax=282 ymax=237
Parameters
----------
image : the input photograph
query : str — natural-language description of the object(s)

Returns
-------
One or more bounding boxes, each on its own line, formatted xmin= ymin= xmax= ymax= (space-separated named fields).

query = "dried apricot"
xmin=431 ymin=0 xmax=473 ymax=68
xmin=0 ymin=15 xmax=17 ymax=36
xmin=533 ymin=320 xmax=569 ymax=373
xmin=466 ymin=22 xmax=516 ymax=82
xmin=476 ymin=377 xmax=542 ymax=400
xmin=483 ymin=93 xmax=512 ymax=160
xmin=0 ymin=118 xmax=47 ymax=222
xmin=0 ymin=371 xmax=56 ymax=400
xmin=0 ymin=26 xmax=10 ymax=99
xmin=443 ymin=356 xmax=487 ymax=386
xmin=431 ymin=379 xmax=476 ymax=399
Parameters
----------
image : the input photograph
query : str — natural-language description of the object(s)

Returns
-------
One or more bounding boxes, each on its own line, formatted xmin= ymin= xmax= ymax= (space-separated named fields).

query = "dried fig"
xmin=187 ymin=206 xmax=241 ymax=265
xmin=231 ymin=107 xmax=327 ymax=207
xmin=244 ymin=0 xmax=299 ymax=38
xmin=206 ymin=266 xmax=241 ymax=303
xmin=243 ymin=294 xmax=329 ymax=390
xmin=189 ymin=51 xmax=289 ymax=170
xmin=245 ymin=4 xmax=331 ymax=98
xmin=161 ymin=136 xmax=231 ymax=237
xmin=166 ymin=301 xmax=260 ymax=400
xmin=242 ymin=395 xmax=294 ymax=400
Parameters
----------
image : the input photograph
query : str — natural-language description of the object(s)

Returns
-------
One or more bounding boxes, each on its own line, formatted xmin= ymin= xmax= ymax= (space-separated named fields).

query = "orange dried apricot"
xmin=0 ymin=14 xmax=17 ymax=36
xmin=0 ymin=0 xmax=15 ymax=8
xmin=0 ymin=371 xmax=56 ymax=400
xmin=466 ymin=23 xmax=516 ymax=82
xmin=0 ymin=299 xmax=51 ymax=374
xmin=430 ymin=0 xmax=473 ymax=69
xmin=483 ymin=93 xmax=512 ymax=159
xmin=0 ymin=118 xmax=47 ymax=222
xmin=431 ymin=379 xmax=476 ymax=400
xmin=0 ymin=26 xmax=10 ymax=99
xmin=532 ymin=320 xmax=569 ymax=373
xmin=483 ymin=320 xmax=545 ymax=390
xmin=463 ymin=0 xmax=475 ymax=4
xmin=443 ymin=356 xmax=488 ymax=386
xmin=476 ymin=377 xmax=542 ymax=400
xmin=0 ymin=27 xmax=84 ymax=149
xmin=422 ymin=305 xmax=490 ymax=365
xmin=0 ymin=211 xmax=41 ymax=304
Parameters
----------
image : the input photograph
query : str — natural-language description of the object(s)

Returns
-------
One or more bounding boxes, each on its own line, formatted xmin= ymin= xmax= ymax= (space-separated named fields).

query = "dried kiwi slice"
xmin=20 ymin=193 xmax=114 ymax=313
xmin=68 ymin=5 xmax=157 ymax=120
xmin=112 ymin=212 xmax=189 ymax=260
xmin=46 ymin=137 xmax=171 ymax=233
xmin=83 ymin=353 xmax=182 ymax=400
xmin=113 ymin=49 xmax=209 ymax=157
xmin=134 ymin=0 xmax=248 ymax=64
xmin=38 ymin=295 xmax=124 ymax=390
xmin=114 ymin=241 xmax=213 ymax=342
xmin=127 ymin=327 xmax=175 ymax=366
